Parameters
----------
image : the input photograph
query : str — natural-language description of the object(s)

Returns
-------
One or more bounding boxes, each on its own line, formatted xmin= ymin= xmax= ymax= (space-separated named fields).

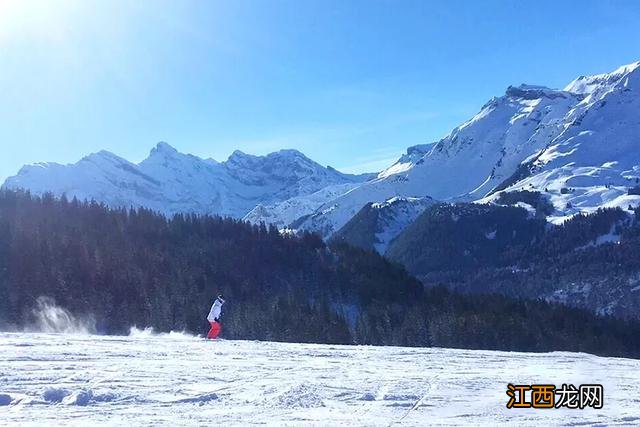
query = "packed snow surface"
xmin=2 ymin=332 xmax=639 ymax=426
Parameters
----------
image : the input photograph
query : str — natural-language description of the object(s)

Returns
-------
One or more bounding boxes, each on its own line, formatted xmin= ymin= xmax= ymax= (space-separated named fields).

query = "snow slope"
xmin=297 ymin=61 xmax=640 ymax=237
xmin=243 ymin=182 xmax=366 ymax=229
xmin=3 ymin=143 xmax=370 ymax=219
xmin=487 ymin=61 xmax=640 ymax=223
xmin=2 ymin=331 xmax=639 ymax=426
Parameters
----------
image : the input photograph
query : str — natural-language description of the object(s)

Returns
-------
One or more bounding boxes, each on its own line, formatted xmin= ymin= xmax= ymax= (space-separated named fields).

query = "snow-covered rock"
xmin=3 ymin=142 xmax=371 ymax=218
xmin=296 ymin=61 xmax=640 ymax=237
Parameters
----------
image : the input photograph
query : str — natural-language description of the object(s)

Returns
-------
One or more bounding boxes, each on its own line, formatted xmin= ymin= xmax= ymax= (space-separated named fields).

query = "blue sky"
xmin=1 ymin=0 xmax=640 ymax=182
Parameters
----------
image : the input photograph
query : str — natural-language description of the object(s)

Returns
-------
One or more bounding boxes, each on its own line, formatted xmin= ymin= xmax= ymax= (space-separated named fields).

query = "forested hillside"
xmin=386 ymin=200 xmax=640 ymax=319
xmin=2 ymin=189 xmax=640 ymax=357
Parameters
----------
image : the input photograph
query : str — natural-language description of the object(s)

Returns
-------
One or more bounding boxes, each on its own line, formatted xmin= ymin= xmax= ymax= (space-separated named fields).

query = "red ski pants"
xmin=207 ymin=321 xmax=221 ymax=339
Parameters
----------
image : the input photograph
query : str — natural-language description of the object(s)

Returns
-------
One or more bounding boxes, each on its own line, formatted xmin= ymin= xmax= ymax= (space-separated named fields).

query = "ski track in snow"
xmin=1 ymin=332 xmax=640 ymax=426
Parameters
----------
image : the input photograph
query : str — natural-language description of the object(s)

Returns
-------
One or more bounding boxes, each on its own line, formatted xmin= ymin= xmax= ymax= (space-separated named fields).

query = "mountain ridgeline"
xmin=294 ymin=62 xmax=640 ymax=237
xmin=2 ymin=189 xmax=640 ymax=358
xmin=5 ymin=61 xmax=640 ymax=242
xmin=2 ymin=142 xmax=373 ymax=220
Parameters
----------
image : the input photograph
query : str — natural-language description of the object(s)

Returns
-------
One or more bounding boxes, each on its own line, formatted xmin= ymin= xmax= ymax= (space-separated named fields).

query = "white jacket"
xmin=207 ymin=298 xmax=224 ymax=322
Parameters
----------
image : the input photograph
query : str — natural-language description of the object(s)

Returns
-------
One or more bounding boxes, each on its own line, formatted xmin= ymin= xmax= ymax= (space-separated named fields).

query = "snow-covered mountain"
xmin=5 ymin=61 xmax=640 ymax=235
xmin=242 ymin=182 xmax=366 ymax=229
xmin=331 ymin=196 xmax=435 ymax=254
xmin=3 ymin=142 xmax=371 ymax=218
xmin=296 ymin=61 xmax=640 ymax=237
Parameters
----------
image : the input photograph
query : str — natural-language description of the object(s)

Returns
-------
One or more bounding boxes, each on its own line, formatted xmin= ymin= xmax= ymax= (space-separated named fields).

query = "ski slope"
xmin=1 ymin=331 xmax=639 ymax=426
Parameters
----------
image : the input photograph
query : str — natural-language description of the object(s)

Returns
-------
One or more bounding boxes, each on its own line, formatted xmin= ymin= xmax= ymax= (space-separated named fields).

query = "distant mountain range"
xmin=4 ymin=61 xmax=640 ymax=247
xmin=3 ymin=141 xmax=372 ymax=218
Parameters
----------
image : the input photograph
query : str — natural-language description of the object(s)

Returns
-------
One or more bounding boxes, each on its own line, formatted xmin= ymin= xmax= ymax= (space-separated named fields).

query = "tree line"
xmin=2 ymin=189 xmax=640 ymax=358
xmin=386 ymin=199 xmax=640 ymax=320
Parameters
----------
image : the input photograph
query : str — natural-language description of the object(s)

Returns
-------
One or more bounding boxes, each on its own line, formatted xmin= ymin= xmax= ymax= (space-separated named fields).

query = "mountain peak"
xmin=505 ymin=84 xmax=568 ymax=100
xmin=226 ymin=150 xmax=256 ymax=164
xmin=150 ymin=141 xmax=178 ymax=157
xmin=606 ymin=60 xmax=640 ymax=77
xmin=268 ymin=149 xmax=316 ymax=165
xmin=273 ymin=148 xmax=306 ymax=157
xmin=82 ymin=150 xmax=129 ymax=165
xmin=564 ymin=60 xmax=640 ymax=94
xmin=226 ymin=149 xmax=315 ymax=168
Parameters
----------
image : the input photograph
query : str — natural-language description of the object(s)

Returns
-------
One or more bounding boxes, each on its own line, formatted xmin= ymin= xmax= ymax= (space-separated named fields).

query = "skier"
xmin=206 ymin=294 xmax=225 ymax=339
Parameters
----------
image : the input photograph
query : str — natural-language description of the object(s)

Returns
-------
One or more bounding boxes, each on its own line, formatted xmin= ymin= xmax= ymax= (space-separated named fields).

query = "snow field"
xmin=2 ymin=331 xmax=640 ymax=426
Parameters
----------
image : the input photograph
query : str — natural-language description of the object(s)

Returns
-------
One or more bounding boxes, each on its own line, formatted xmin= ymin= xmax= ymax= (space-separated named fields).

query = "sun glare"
xmin=0 ymin=0 xmax=81 ymax=43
